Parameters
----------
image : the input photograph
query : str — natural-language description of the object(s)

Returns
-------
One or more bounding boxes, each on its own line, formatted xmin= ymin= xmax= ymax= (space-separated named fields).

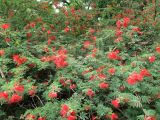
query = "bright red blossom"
xmin=123 ymin=17 xmax=130 ymax=27
xmin=116 ymin=20 xmax=121 ymax=29
xmin=107 ymin=51 xmax=120 ymax=60
xmin=0 ymin=91 xmax=9 ymax=100
xmin=148 ymin=56 xmax=156 ymax=63
xmin=60 ymin=104 xmax=69 ymax=117
xmin=64 ymin=27 xmax=70 ymax=33
xmin=156 ymin=47 xmax=160 ymax=53
xmin=110 ymin=113 xmax=118 ymax=120
xmin=83 ymin=41 xmax=91 ymax=48
xmin=67 ymin=115 xmax=76 ymax=120
xmin=13 ymin=54 xmax=27 ymax=65
xmin=0 ymin=50 xmax=5 ymax=56
xmin=26 ymin=114 xmax=36 ymax=120
xmin=48 ymin=92 xmax=57 ymax=99
xmin=9 ymin=94 xmax=22 ymax=104
xmin=86 ymin=89 xmax=94 ymax=97
xmin=140 ymin=69 xmax=151 ymax=77
xmin=108 ymin=68 xmax=116 ymax=75
xmin=111 ymin=99 xmax=120 ymax=108
xmin=38 ymin=117 xmax=46 ymax=120
xmin=14 ymin=84 xmax=24 ymax=93
xmin=1 ymin=23 xmax=10 ymax=30
xmin=127 ymin=72 xmax=143 ymax=85
xmin=99 ymin=82 xmax=109 ymax=89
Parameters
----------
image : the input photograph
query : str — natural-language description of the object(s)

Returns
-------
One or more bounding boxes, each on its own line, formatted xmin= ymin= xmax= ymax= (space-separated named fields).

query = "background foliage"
xmin=0 ymin=0 xmax=160 ymax=120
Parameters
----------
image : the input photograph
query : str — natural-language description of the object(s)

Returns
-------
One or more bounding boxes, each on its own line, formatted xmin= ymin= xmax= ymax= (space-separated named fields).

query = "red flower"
xmin=86 ymin=89 xmax=94 ymax=97
xmin=156 ymin=47 xmax=160 ymax=53
xmin=123 ymin=17 xmax=130 ymax=27
xmin=49 ymin=36 xmax=56 ymax=40
xmin=14 ymin=84 xmax=24 ymax=93
xmin=38 ymin=117 xmax=46 ymax=120
xmin=58 ymin=48 xmax=67 ymax=55
xmin=115 ymin=30 xmax=122 ymax=37
xmin=116 ymin=20 xmax=121 ymax=29
xmin=0 ymin=50 xmax=5 ymax=56
xmin=111 ymin=99 xmax=119 ymax=108
xmin=132 ymin=27 xmax=141 ymax=32
xmin=53 ymin=55 xmax=68 ymax=69
xmin=140 ymin=69 xmax=151 ymax=77
xmin=114 ymin=37 xmax=122 ymax=43
xmin=89 ymin=28 xmax=96 ymax=34
xmin=99 ymin=82 xmax=109 ymax=89
xmin=48 ymin=92 xmax=57 ymax=99
xmin=127 ymin=72 xmax=143 ymax=85
xmin=29 ymin=22 xmax=36 ymax=28
xmin=26 ymin=114 xmax=36 ymax=120
xmin=107 ymin=51 xmax=120 ymax=60
xmin=108 ymin=68 xmax=116 ymax=75
xmin=148 ymin=56 xmax=156 ymax=63
xmin=13 ymin=54 xmax=27 ymax=65
xmin=127 ymin=77 xmax=137 ymax=85
xmin=47 ymin=30 xmax=51 ymax=34
xmin=110 ymin=113 xmax=118 ymax=120
xmin=98 ymin=73 xmax=106 ymax=79
xmin=5 ymin=38 xmax=11 ymax=42
xmin=60 ymin=104 xmax=69 ymax=117
xmin=145 ymin=116 xmax=156 ymax=120
xmin=70 ymin=84 xmax=76 ymax=89
xmin=67 ymin=115 xmax=76 ymax=120
xmin=64 ymin=27 xmax=70 ymax=33
xmin=1 ymin=23 xmax=10 ymax=30
xmin=0 ymin=91 xmax=8 ymax=100
xmin=9 ymin=94 xmax=22 ymax=104
xmin=83 ymin=41 xmax=91 ymax=48
xmin=28 ymin=90 xmax=36 ymax=96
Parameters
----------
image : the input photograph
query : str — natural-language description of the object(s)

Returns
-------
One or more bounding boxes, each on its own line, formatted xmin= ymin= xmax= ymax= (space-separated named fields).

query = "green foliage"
xmin=0 ymin=0 xmax=160 ymax=120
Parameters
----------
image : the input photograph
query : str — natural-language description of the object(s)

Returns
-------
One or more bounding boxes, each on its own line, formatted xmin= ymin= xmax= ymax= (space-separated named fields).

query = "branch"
xmin=35 ymin=95 xmax=44 ymax=106
xmin=0 ymin=67 xmax=6 ymax=80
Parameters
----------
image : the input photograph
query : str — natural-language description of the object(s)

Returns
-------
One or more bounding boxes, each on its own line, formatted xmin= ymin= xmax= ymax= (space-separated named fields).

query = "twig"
xmin=0 ymin=67 xmax=6 ymax=80
xmin=32 ymin=97 xmax=37 ymax=108
xmin=35 ymin=95 xmax=44 ymax=106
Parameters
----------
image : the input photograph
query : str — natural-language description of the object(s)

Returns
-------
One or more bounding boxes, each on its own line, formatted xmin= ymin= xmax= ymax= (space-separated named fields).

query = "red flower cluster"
xmin=156 ymin=46 xmax=160 ymax=53
xmin=26 ymin=114 xmax=36 ymax=120
xmin=107 ymin=50 xmax=120 ymax=60
xmin=14 ymin=84 xmax=24 ymax=93
xmin=148 ymin=55 xmax=156 ymax=63
xmin=52 ymin=55 xmax=68 ymax=69
xmin=0 ymin=91 xmax=9 ymax=101
xmin=13 ymin=54 xmax=27 ymax=66
xmin=48 ymin=92 xmax=57 ymax=99
xmin=9 ymin=94 xmax=22 ymax=104
xmin=1 ymin=23 xmax=10 ymax=30
xmin=99 ymin=82 xmax=109 ymax=89
xmin=111 ymin=99 xmax=120 ymax=108
xmin=110 ymin=113 xmax=118 ymax=120
xmin=60 ymin=104 xmax=69 ymax=117
xmin=60 ymin=104 xmax=77 ymax=120
xmin=83 ymin=41 xmax=91 ymax=48
xmin=0 ymin=49 xmax=5 ymax=56
xmin=115 ymin=17 xmax=130 ymax=42
xmin=127 ymin=72 xmax=143 ymax=85
xmin=127 ymin=69 xmax=151 ymax=85
xmin=86 ymin=89 xmax=94 ymax=97
xmin=41 ymin=49 xmax=68 ymax=69
xmin=108 ymin=68 xmax=116 ymax=75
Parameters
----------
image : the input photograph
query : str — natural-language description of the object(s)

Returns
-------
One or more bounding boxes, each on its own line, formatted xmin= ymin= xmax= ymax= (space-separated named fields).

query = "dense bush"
xmin=0 ymin=0 xmax=160 ymax=120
